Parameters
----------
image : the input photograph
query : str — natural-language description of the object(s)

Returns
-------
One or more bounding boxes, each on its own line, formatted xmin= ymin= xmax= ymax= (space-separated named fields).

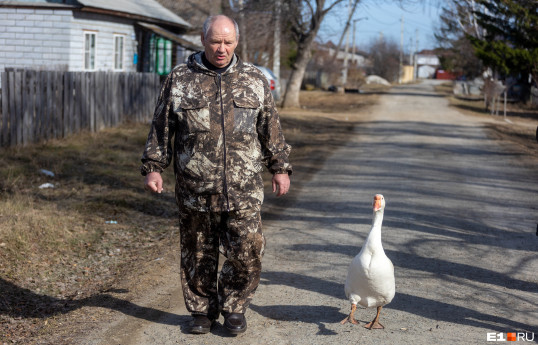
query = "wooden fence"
xmin=0 ymin=70 xmax=161 ymax=147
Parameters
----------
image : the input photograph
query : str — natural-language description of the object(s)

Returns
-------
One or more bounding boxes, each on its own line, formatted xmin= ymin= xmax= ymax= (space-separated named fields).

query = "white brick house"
xmin=0 ymin=0 xmax=201 ymax=78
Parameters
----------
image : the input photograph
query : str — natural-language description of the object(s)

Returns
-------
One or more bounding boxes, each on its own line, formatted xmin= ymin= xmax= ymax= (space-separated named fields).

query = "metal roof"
xmin=77 ymin=0 xmax=190 ymax=28
xmin=0 ymin=0 xmax=191 ymax=29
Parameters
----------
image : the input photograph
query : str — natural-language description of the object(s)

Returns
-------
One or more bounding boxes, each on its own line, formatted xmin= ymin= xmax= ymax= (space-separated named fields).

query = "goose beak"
xmin=373 ymin=194 xmax=384 ymax=211
xmin=373 ymin=199 xmax=383 ymax=211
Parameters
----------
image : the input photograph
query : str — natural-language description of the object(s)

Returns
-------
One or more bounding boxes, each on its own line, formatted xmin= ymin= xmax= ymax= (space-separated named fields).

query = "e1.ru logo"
xmin=487 ymin=332 xmax=535 ymax=342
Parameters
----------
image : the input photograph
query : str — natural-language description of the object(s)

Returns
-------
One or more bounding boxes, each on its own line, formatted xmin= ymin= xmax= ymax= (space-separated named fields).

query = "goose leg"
xmin=364 ymin=306 xmax=385 ymax=329
xmin=340 ymin=304 xmax=359 ymax=325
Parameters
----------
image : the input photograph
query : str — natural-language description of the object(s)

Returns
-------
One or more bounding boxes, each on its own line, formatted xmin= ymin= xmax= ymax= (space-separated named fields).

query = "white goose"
xmin=341 ymin=194 xmax=395 ymax=329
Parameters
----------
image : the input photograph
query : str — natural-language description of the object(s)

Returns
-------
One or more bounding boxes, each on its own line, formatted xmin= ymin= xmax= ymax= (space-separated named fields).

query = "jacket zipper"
xmin=217 ymin=73 xmax=230 ymax=212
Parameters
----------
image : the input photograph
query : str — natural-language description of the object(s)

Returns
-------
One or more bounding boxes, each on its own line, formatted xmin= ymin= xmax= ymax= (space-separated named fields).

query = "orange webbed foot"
xmin=364 ymin=321 xmax=384 ymax=329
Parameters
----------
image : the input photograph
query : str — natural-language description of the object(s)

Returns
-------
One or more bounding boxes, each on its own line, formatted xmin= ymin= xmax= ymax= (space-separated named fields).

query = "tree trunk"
xmin=282 ymin=48 xmax=311 ymax=108
xmin=281 ymin=0 xmax=327 ymax=108
xmin=280 ymin=0 xmax=347 ymax=108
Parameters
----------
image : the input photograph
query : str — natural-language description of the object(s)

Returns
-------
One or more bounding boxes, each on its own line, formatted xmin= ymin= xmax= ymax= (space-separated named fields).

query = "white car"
xmin=255 ymin=65 xmax=281 ymax=101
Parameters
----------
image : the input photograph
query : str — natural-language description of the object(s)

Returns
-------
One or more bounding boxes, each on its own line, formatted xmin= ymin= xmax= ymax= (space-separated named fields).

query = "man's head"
xmin=201 ymin=15 xmax=239 ymax=68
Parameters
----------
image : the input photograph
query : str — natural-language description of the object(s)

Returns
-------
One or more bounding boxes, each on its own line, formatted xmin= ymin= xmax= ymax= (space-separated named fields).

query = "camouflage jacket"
xmin=141 ymin=52 xmax=292 ymax=212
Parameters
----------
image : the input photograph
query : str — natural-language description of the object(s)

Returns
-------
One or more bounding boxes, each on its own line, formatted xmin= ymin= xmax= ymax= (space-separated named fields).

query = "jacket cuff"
xmin=140 ymin=163 xmax=163 ymax=176
xmin=270 ymin=164 xmax=293 ymax=176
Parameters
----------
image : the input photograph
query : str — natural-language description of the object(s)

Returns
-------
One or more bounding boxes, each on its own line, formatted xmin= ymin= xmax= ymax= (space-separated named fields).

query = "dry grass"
xmin=434 ymin=82 xmax=538 ymax=155
xmin=0 ymin=122 xmax=180 ymax=341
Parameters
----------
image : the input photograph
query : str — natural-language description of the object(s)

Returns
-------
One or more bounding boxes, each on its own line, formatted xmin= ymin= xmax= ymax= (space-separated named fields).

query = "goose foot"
xmin=340 ymin=304 xmax=359 ymax=325
xmin=364 ymin=306 xmax=385 ymax=330
xmin=340 ymin=315 xmax=360 ymax=325
xmin=364 ymin=321 xmax=384 ymax=329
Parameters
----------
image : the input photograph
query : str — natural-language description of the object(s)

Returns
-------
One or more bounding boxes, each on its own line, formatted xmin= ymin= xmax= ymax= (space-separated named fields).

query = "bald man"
xmin=141 ymin=15 xmax=292 ymax=335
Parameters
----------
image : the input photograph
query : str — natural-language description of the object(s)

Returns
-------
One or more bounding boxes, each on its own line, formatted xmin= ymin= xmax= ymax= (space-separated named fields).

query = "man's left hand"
xmin=272 ymin=173 xmax=290 ymax=197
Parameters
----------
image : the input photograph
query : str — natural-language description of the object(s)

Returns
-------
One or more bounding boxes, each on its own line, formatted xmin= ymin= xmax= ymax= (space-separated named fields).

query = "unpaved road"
xmin=79 ymin=80 xmax=537 ymax=345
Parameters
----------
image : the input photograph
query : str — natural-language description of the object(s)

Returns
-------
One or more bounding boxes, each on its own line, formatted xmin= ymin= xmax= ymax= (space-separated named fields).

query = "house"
xmin=0 ymin=0 xmax=203 ymax=78
xmin=305 ymin=41 xmax=371 ymax=89
xmin=415 ymin=50 xmax=440 ymax=79
xmin=317 ymin=41 xmax=370 ymax=69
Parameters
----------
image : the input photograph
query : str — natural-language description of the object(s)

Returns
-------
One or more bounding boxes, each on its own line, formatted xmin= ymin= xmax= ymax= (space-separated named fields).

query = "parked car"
xmin=255 ymin=65 xmax=281 ymax=101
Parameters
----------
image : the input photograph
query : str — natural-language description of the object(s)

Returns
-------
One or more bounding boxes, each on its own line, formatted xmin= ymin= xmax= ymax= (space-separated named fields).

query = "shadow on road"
xmin=257 ymin=271 xmax=535 ymax=333
xmin=0 ymin=278 xmax=183 ymax=326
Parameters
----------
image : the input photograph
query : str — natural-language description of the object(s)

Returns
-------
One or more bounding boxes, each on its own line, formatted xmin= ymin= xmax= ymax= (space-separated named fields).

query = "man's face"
xmin=201 ymin=17 xmax=238 ymax=68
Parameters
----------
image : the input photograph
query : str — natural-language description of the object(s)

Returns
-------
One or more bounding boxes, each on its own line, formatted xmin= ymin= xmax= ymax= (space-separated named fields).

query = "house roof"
xmin=0 ymin=0 xmax=191 ymax=29
xmin=77 ymin=0 xmax=191 ymax=29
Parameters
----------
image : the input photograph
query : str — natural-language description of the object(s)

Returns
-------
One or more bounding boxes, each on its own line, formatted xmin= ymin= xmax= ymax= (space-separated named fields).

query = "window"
xmin=84 ymin=32 xmax=96 ymax=70
xmin=114 ymin=35 xmax=124 ymax=70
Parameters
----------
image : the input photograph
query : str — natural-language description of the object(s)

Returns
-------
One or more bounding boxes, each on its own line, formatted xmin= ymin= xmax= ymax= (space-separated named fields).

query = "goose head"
xmin=373 ymin=194 xmax=385 ymax=213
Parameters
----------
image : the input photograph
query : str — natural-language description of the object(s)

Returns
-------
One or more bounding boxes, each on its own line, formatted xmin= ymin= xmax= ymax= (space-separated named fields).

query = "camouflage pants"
xmin=178 ymin=206 xmax=265 ymax=320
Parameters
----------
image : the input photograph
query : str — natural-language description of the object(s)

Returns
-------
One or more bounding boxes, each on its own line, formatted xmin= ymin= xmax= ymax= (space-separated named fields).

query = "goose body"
xmin=341 ymin=194 xmax=395 ymax=329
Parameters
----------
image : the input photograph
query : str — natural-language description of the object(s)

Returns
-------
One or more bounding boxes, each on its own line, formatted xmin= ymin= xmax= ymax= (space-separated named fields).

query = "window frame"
xmin=83 ymin=31 xmax=97 ymax=71
xmin=113 ymin=34 xmax=125 ymax=71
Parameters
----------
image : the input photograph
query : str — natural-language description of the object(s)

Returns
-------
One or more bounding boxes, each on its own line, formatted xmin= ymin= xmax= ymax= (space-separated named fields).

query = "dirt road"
xmin=79 ymin=80 xmax=537 ymax=345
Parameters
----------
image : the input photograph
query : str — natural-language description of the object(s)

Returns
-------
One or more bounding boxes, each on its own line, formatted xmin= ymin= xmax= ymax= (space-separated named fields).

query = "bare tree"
xmin=282 ymin=0 xmax=348 ymax=108
xmin=367 ymin=36 xmax=400 ymax=83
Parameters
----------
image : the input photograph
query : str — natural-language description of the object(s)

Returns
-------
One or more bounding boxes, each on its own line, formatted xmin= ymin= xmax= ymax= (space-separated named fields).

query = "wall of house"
xmin=0 ymin=7 xmax=72 ymax=72
xmin=0 ymin=7 xmax=137 ymax=77
xmin=69 ymin=11 xmax=137 ymax=72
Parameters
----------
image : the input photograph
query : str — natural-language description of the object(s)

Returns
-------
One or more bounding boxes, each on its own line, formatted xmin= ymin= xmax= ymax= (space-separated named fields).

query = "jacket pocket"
xmin=179 ymin=97 xmax=210 ymax=132
xmin=233 ymin=97 xmax=260 ymax=134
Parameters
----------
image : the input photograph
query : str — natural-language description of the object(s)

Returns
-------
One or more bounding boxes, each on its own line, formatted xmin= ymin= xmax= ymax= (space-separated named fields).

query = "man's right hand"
xmin=144 ymin=171 xmax=164 ymax=193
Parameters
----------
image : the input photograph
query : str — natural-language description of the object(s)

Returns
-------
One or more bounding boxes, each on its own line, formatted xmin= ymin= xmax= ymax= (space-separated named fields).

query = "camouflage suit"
xmin=140 ymin=52 xmax=292 ymax=319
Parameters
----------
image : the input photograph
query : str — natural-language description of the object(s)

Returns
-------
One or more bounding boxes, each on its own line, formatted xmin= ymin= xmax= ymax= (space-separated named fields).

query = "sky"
xmin=318 ymin=0 xmax=444 ymax=53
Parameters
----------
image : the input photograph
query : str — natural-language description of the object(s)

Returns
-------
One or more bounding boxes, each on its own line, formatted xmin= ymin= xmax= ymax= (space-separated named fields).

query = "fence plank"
xmin=45 ymin=71 xmax=52 ymax=140
xmin=90 ymin=73 xmax=96 ymax=132
xmin=14 ymin=72 xmax=23 ymax=146
xmin=22 ymin=70 xmax=33 ymax=145
xmin=8 ymin=73 xmax=16 ymax=146
xmin=1 ymin=72 xmax=9 ymax=145
xmin=35 ymin=70 xmax=43 ymax=141
xmin=73 ymin=73 xmax=78 ymax=132
xmin=63 ymin=72 xmax=70 ymax=137
xmin=80 ymin=72 xmax=87 ymax=131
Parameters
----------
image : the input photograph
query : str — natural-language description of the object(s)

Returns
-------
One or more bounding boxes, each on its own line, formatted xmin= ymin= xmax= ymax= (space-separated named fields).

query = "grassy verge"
xmin=0 ymin=122 xmax=179 ymax=341
xmin=434 ymin=82 xmax=538 ymax=155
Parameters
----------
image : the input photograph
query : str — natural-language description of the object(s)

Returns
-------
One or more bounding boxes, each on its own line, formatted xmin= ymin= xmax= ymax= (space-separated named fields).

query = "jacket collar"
xmin=190 ymin=51 xmax=238 ymax=75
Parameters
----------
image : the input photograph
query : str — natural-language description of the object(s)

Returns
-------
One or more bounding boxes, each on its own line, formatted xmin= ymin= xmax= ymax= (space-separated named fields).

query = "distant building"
xmin=304 ymin=41 xmax=371 ymax=89
xmin=0 ymin=0 xmax=202 ymax=77
xmin=415 ymin=50 xmax=440 ymax=79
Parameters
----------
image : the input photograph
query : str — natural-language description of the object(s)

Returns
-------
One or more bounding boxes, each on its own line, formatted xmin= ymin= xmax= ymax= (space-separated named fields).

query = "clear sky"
xmin=318 ymin=0 xmax=443 ymax=53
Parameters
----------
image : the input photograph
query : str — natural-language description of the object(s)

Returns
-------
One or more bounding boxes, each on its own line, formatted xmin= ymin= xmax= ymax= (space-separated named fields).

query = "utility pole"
xmin=331 ymin=0 xmax=360 ymax=61
xmin=399 ymin=15 xmax=404 ymax=84
xmin=342 ymin=0 xmax=351 ymax=87
xmin=414 ymin=29 xmax=418 ymax=80
xmin=348 ymin=17 xmax=367 ymax=84
xmin=409 ymin=38 xmax=413 ymax=67
xmin=273 ymin=0 xmax=281 ymax=81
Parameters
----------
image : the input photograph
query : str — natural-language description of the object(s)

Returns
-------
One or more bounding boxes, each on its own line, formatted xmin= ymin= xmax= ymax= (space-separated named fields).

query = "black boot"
xmin=223 ymin=312 xmax=247 ymax=334
xmin=189 ymin=315 xmax=214 ymax=334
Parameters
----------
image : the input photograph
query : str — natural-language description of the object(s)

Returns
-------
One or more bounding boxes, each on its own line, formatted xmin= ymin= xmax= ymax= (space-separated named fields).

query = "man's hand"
xmin=144 ymin=171 xmax=164 ymax=193
xmin=272 ymin=173 xmax=290 ymax=197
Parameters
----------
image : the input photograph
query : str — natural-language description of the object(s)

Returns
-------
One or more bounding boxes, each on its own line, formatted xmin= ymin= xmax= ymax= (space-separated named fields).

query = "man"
xmin=140 ymin=15 xmax=292 ymax=335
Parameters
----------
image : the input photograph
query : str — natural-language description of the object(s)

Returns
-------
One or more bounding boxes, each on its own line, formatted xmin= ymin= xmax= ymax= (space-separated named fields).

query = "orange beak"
xmin=373 ymin=195 xmax=383 ymax=211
